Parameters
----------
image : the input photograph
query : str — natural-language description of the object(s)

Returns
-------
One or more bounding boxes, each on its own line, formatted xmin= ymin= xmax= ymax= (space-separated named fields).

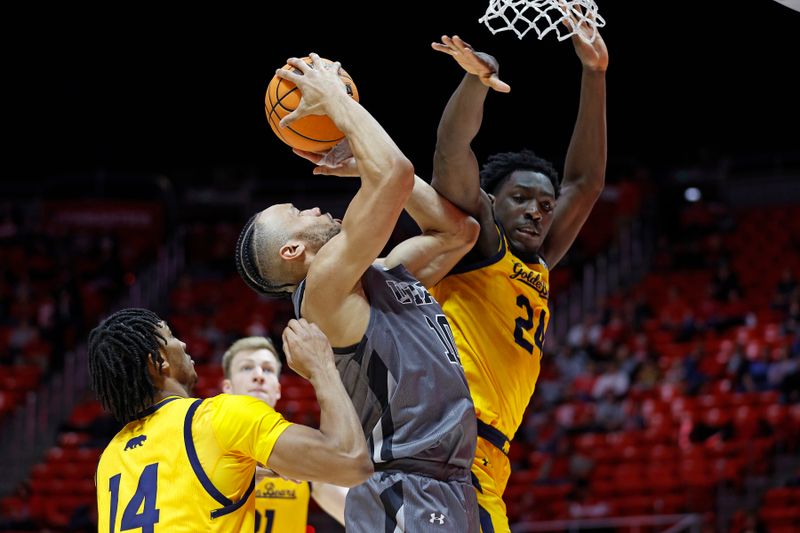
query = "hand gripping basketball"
xmin=265 ymin=53 xmax=360 ymax=152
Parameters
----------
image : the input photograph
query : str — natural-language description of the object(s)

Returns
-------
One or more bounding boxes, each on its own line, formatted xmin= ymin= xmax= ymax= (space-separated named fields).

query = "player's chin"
xmin=509 ymin=233 xmax=543 ymax=254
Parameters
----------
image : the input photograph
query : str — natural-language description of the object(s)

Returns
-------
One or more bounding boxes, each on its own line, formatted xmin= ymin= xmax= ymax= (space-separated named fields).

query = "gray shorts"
xmin=344 ymin=469 xmax=479 ymax=533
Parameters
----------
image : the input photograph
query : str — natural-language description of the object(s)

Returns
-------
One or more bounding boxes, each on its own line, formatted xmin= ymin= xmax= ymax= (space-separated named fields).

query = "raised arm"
xmin=539 ymin=29 xmax=608 ymax=267
xmin=292 ymin=150 xmax=479 ymax=288
xmin=382 ymin=175 xmax=480 ymax=287
xmin=431 ymin=35 xmax=510 ymax=256
xmin=267 ymin=319 xmax=371 ymax=487
xmin=278 ymin=54 xmax=414 ymax=337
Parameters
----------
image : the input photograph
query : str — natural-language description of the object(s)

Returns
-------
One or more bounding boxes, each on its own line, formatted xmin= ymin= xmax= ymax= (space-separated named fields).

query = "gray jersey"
xmin=293 ymin=264 xmax=476 ymax=470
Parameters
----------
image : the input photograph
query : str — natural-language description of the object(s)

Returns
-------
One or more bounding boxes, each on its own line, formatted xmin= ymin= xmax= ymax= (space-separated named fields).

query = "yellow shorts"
xmin=471 ymin=436 xmax=512 ymax=533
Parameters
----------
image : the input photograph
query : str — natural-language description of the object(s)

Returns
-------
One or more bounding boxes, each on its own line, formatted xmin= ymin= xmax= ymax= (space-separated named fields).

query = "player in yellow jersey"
xmin=428 ymin=25 xmax=608 ymax=532
xmin=89 ymin=308 xmax=370 ymax=532
xmin=221 ymin=336 xmax=347 ymax=532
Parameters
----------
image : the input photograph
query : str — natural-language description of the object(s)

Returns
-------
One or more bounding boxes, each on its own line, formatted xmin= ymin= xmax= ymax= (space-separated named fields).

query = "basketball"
xmin=264 ymin=57 xmax=359 ymax=153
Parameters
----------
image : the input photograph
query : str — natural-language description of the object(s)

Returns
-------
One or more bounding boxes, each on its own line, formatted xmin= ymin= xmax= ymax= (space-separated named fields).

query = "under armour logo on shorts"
xmin=429 ymin=513 xmax=445 ymax=524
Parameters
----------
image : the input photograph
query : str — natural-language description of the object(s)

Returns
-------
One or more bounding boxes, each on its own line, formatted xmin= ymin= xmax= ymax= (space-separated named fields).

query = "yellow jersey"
xmin=96 ymin=394 xmax=292 ymax=533
xmin=254 ymin=478 xmax=311 ymax=533
xmin=430 ymin=227 xmax=550 ymax=441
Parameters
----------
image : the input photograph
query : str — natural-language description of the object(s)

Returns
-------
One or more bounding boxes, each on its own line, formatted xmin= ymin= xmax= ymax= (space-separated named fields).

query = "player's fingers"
xmin=431 ymin=43 xmax=456 ymax=56
xmin=292 ymin=148 xmax=324 ymax=163
xmin=487 ymin=75 xmax=511 ymax=93
xmin=285 ymin=57 xmax=311 ymax=74
xmin=308 ymin=52 xmax=322 ymax=68
xmin=280 ymin=107 xmax=308 ymax=128
xmin=275 ymin=67 xmax=301 ymax=83
xmin=452 ymin=35 xmax=474 ymax=52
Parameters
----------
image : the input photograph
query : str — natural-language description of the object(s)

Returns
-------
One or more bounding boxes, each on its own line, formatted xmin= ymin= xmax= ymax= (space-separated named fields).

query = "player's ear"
xmin=146 ymin=352 xmax=168 ymax=382
xmin=280 ymin=241 xmax=306 ymax=262
xmin=222 ymin=379 xmax=233 ymax=394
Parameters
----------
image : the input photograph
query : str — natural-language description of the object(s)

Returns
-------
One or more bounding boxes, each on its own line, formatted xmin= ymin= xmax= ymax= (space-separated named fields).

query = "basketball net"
xmin=479 ymin=0 xmax=605 ymax=43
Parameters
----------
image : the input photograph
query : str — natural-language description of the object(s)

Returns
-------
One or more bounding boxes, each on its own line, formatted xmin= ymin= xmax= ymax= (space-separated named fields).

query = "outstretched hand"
xmin=566 ymin=8 xmax=609 ymax=71
xmin=432 ymin=35 xmax=511 ymax=93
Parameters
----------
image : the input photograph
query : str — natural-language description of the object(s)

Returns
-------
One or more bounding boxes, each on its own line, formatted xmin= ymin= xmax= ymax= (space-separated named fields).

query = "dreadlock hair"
xmin=479 ymin=149 xmax=561 ymax=198
xmin=88 ymin=308 xmax=166 ymax=423
xmin=235 ymin=213 xmax=295 ymax=299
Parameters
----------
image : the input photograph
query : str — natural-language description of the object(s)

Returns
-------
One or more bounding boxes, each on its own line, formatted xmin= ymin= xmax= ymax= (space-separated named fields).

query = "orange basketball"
xmin=264 ymin=57 xmax=359 ymax=152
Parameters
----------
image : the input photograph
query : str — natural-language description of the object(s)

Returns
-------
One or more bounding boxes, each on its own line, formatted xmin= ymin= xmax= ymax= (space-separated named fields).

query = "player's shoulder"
xmin=204 ymin=393 xmax=276 ymax=412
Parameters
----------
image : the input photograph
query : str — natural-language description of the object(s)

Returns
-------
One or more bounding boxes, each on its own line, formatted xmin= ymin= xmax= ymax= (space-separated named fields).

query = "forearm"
xmin=432 ymin=74 xmax=489 ymax=215
xmin=562 ymin=68 xmax=607 ymax=191
xmin=436 ymin=74 xmax=489 ymax=150
xmin=310 ymin=363 xmax=368 ymax=466
xmin=405 ymin=175 xmax=472 ymax=236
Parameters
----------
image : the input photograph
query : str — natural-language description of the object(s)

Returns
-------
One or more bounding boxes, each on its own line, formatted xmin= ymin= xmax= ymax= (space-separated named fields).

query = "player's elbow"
xmin=390 ymin=156 xmax=415 ymax=197
xmin=444 ymin=214 xmax=480 ymax=251
xmin=333 ymin=449 xmax=373 ymax=487
xmin=461 ymin=215 xmax=481 ymax=247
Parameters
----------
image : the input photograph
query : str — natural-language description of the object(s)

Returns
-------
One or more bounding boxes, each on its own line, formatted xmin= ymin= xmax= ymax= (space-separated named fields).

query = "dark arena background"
xmin=2 ymin=2 xmax=800 ymax=532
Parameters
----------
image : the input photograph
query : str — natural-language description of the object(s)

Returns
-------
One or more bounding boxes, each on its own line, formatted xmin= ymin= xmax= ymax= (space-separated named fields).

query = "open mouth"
xmin=515 ymin=227 xmax=541 ymax=237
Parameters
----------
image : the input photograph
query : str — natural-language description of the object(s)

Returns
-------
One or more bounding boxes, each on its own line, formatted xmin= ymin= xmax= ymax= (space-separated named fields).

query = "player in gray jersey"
xmin=236 ymin=54 xmax=480 ymax=531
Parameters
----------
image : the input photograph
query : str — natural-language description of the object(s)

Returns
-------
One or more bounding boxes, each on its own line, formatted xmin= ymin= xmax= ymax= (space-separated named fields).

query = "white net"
xmin=479 ymin=0 xmax=606 ymax=42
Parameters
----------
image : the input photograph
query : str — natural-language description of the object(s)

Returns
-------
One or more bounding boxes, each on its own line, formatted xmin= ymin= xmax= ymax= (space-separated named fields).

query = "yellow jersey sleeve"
xmin=207 ymin=394 xmax=293 ymax=466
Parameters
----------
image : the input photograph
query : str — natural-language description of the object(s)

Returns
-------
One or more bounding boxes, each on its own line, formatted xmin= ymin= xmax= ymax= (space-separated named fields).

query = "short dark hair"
xmin=235 ymin=213 xmax=294 ymax=299
xmin=479 ymin=149 xmax=560 ymax=198
xmin=88 ymin=308 xmax=166 ymax=423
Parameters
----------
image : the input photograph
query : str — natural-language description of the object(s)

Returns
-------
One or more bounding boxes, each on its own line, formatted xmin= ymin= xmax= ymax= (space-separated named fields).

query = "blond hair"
xmin=222 ymin=336 xmax=281 ymax=378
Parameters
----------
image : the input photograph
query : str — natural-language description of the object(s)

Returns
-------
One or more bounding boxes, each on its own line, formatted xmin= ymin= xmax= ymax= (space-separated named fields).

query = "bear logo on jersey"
xmin=124 ymin=435 xmax=147 ymax=450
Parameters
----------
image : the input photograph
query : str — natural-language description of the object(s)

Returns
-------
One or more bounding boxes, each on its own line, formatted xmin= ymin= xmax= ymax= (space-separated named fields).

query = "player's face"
xmin=493 ymin=171 xmax=557 ymax=256
xmin=262 ymin=203 xmax=341 ymax=251
xmin=156 ymin=322 xmax=197 ymax=394
xmin=224 ymin=348 xmax=281 ymax=407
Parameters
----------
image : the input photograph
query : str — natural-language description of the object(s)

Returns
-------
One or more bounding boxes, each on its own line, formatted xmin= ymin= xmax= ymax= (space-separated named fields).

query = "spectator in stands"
xmin=592 ymin=360 xmax=630 ymax=400
xmin=747 ymin=346 xmax=771 ymax=391
xmin=566 ymin=484 xmax=611 ymax=521
xmin=712 ymin=261 xmax=742 ymax=302
xmin=682 ymin=343 xmax=708 ymax=395
xmin=727 ymin=342 xmax=752 ymax=392
xmin=629 ymin=292 xmax=654 ymax=332
xmin=775 ymin=352 xmax=799 ymax=403
xmin=567 ymin=311 xmax=602 ymax=349
xmin=690 ymin=412 xmax=735 ymax=444
xmin=772 ymin=267 xmax=798 ymax=311
xmin=740 ymin=509 xmax=767 ymax=533
xmin=593 ymin=390 xmax=626 ymax=432
xmin=629 ymin=355 xmax=661 ymax=393
xmin=555 ymin=345 xmax=590 ymax=388
xmin=660 ymin=286 xmax=691 ymax=332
